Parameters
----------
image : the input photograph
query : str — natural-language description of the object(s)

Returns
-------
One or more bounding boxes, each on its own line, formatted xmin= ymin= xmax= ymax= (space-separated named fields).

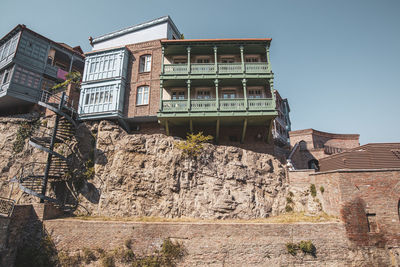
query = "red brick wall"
xmin=313 ymin=170 xmax=400 ymax=247
xmin=124 ymin=40 xmax=162 ymax=118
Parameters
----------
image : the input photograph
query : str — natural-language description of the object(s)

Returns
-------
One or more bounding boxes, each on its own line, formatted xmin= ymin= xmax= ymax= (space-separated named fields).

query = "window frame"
xmin=136 ymin=85 xmax=150 ymax=105
xmin=139 ymin=54 xmax=152 ymax=73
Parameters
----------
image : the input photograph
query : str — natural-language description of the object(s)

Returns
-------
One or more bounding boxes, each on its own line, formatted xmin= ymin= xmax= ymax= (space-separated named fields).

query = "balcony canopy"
xmin=161 ymin=38 xmax=271 ymax=55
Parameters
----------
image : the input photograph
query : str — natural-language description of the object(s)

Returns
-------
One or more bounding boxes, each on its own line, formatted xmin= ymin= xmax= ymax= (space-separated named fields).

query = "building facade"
xmin=272 ymin=90 xmax=291 ymax=146
xmin=79 ymin=16 xmax=180 ymax=130
xmin=0 ymin=25 xmax=84 ymax=114
xmin=78 ymin=16 xmax=291 ymax=147
xmin=288 ymin=128 xmax=360 ymax=170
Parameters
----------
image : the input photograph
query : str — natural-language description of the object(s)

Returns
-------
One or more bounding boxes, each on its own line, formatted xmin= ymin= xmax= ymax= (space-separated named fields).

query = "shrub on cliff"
xmin=175 ymin=132 xmax=213 ymax=157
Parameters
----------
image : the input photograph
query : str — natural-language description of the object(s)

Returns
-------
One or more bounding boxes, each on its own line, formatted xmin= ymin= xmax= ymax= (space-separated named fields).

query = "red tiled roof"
xmin=319 ymin=143 xmax=400 ymax=171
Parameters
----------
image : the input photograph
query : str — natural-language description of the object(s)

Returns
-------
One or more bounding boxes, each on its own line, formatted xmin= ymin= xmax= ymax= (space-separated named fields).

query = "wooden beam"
xmin=241 ymin=118 xmax=248 ymax=144
xmin=190 ymin=119 xmax=193 ymax=133
xmin=165 ymin=120 xmax=170 ymax=136
xmin=216 ymin=119 xmax=220 ymax=144
xmin=267 ymin=119 xmax=274 ymax=144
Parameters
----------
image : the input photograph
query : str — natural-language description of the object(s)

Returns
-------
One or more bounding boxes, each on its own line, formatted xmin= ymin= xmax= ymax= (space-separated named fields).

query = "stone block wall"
xmin=44 ymin=219 xmax=397 ymax=266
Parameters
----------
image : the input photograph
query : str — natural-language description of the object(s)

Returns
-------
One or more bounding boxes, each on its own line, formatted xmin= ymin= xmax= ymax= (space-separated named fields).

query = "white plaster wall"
xmin=93 ymin=23 xmax=169 ymax=51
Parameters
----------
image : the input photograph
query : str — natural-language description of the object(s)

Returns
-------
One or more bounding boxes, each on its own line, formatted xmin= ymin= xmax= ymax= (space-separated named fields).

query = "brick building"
xmin=311 ymin=143 xmax=400 ymax=247
xmin=0 ymin=24 xmax=84 ymax=115
xmin=78 ymin=16 xmax=291 ymax=148
xmin=288 ymin=128 xmax=360 ymax=170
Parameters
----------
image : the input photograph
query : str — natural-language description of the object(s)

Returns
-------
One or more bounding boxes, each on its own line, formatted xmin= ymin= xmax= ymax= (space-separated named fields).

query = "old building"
xmin=78 ymin=16 xmax=290 ymax=148
xmin=272 ymin=90 xmax=291 ymax=146
xmin=313 ymin=143 xmax=400 ymax=246
xmin=0 ymin=24 xmax=85 ymax=114
xmin=78 ymin=16 xmax=180 ymax=130
xmin=158 ymin=38 xmax=277 ymax=145
xmin=288 ymin=128 xmax=360 ymax=170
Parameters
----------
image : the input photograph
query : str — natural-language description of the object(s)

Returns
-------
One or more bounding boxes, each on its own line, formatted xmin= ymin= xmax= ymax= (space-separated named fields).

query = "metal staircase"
xmin=13 ymin=90 xmax=78 ymax=204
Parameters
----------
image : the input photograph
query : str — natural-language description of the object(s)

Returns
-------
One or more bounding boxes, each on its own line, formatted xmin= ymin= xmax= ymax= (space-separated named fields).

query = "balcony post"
xmin=269 ymin=78 xmax=276 ymax=109
xmin=240 ymin=45 xmax=245 ymax=73
xmin=187 ymin=79 xmax=191 ymax=111
xmin=266 ymin=44 xmax=271 ymax=72
xmin=159 ymin=80 xmax=163 ymax=111
xmin=161 ymin=46 xmax=165 ymax=74
xmin=242 ymin=78 xmax=248 ymax=110
xmin=187 ymin=47 xmax=191 ymax=74
xmin=69 ymin=55 xmax=74 ymax=72
xmin=215 ymin=79 xmax=219 ymax=110
xmin=241 ymin=118 xmax=248 ymax=144
xmin=214 ymin=46 xmax=218 ymax=73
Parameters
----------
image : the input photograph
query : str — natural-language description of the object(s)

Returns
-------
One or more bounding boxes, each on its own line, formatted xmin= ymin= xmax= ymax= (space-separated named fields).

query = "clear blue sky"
xmin=1 ymin=0 xmax=399 ymax=144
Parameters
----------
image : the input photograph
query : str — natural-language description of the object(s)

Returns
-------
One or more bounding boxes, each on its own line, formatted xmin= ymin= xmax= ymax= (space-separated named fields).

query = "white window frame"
xmin=171 ymin=89 xmax=185 ymax=100
xmin=196 ymin=88 xmax=212 ymax=99
xmin=137 ymin=86 xmax=150 ymax=105
xmin=139 ymin=55 xmax=152 ymax=72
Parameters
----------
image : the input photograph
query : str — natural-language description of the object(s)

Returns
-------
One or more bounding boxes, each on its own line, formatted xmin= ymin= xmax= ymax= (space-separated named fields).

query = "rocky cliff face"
xmin=76 ymin=121 xmax=289 ymax=219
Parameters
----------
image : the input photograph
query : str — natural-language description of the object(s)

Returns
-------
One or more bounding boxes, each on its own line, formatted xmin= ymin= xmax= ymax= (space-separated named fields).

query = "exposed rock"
xmin=75 ymin=121 xmax=289 ymax=219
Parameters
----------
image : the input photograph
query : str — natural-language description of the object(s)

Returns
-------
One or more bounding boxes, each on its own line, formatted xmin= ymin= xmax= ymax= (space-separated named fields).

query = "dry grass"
xmin=71 ymin=212 xmax=338 ymax=224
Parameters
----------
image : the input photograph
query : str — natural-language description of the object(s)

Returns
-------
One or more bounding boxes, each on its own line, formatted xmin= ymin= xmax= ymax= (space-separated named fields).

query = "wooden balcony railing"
xmin=160 ymin=98 xmax=274 ymax=113
xmin=162 ymin=63 xmax=269 ymax=75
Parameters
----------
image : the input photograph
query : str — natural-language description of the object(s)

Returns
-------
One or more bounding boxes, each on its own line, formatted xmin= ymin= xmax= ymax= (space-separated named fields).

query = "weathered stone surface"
xmin=76 ymin=120 xmax=289 ymax=219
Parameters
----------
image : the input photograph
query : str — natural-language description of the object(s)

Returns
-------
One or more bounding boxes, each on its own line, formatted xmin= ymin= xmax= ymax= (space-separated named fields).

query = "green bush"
xmin=285 ymin=242 xmax=298 ymax=256
xmin=299 ymin=240 xmax=316 ymax=256
xmin=320 ymin=186 xmax=325 ymax=194
xmin=310 ymin=184 xmax=317 ymax=197
xmin=101 ymin=253 xmax=115 ymax=267
xmin=175 ymin=132 xmax=213 ymax=157
xmin=13 ymin=121 xmax=39 ymax=153
xmin=286 ymin=240 xmax=316 ymax=257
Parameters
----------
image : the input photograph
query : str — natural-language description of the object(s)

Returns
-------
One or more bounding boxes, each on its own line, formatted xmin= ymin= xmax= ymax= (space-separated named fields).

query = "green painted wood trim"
xmin=160 ymin=73 xmax=274 ymax=80
xmin=266 ymin=45 xmax=271 ymax=72
xmin=242 ymin=78 xmax=248 ymax=109
xmin=187 ymin=80 xmax=191 ymax=111
xmin=240 ymin=46 xmax=245 ymax=73
xmin=214 ymin=46 xmax=218 ymax=74
xmin=215 ymin=79 xmax=219 ymax=110
xmin=241 ymin=118 xmax=248 ymax=143
xmin=161 ymin=46 xmax=165 ymax=74
xmin=158 ymin=110 xmax=278 ymax=118
xmin=187 ymin=47 xmax=191 ymax=74
xmin=159 ymin=80 xmax=163 ymax=111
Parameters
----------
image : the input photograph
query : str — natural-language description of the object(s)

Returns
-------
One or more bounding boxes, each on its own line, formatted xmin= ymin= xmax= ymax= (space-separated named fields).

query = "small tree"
xmin=51 ymin=71 xmax=82 ymax=91
xmin=175 ymin=132 xmax=213 ymax=157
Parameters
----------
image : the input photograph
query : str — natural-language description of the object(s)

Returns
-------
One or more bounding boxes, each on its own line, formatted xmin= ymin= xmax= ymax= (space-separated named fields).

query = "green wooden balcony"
xmin=160 ymin=98 xmax=274 ymax=115
xmin=162 ymin=62 xmax=270 ymax=76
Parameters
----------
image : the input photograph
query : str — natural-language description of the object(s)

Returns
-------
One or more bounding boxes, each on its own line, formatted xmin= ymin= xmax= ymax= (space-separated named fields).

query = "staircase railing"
xmin=0 ymin=197 xmax=15 ymax=217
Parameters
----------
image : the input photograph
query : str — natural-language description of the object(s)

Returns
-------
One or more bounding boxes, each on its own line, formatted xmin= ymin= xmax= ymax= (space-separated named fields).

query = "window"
xmin=248 ymin=89 xmax=263 ymax=99
xmin=221 ymin=57 xmax=235 ymax=63
xmin=245 ymin=56 xmax=259 ymax=62
xmin=172 ymin=91 xmax=185 ymax=100
xmin=139 ymin=55 xmax=152 ymax=72
xmin=222 ymin=90 xmax=236 ymax=99
xmin=173 ymin=57 xmax=187 ymax=64
xmin=196 ymin=58 xmax=210 ymax=63
xmin=137 ymin=86 xmax=149 ymax=105
xmin=197 ymin=89 xmax=211 ymax=99
xmin=366 ymin=213 xmax=378 ymax=233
